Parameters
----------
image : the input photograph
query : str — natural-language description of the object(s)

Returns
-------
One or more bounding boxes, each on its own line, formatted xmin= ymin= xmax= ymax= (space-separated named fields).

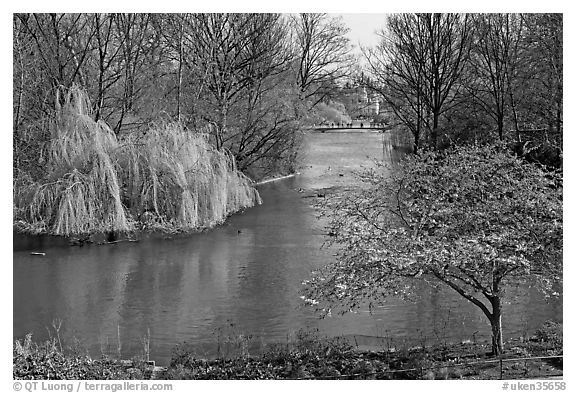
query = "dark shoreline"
xmin=13 ymin=206 xmax=256 ymax=252
xmin=13 ymin=228 xmax=195 ymax=252
xmin=14 ymin=326 xmax=562 ymax=380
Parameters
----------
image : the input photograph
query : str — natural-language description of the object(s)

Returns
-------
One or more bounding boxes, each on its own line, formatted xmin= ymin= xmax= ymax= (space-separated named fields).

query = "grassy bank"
xmin=13 ymin=334 xmax=151 ymax=380
xmin=13 ymin=85 xmax=260 ymax=238
xmin=164 ymin=327 xmax=562 ymax=380
xmin=15 ymin=323 xmax=562 ymax=380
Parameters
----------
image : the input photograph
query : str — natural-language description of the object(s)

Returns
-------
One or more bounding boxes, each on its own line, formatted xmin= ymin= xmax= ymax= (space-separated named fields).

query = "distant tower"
xmin=359 ymin=87 xmax=368 ymax=104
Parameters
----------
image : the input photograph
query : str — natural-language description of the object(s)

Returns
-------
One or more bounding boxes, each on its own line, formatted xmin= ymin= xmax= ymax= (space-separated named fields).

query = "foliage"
xmin=534 ymin=320 xmax=562 ymax=347
xmin=14 ymin=13 xmax=353 ymax=180
xmin=302 ymin=144 xmax=562 ymax=354
xmin=311 ymin=101 xmax=352 ymax=125
xmin=118 ymin=123 xmax=261 ymax=231
xmin=13 ymin=85 xmax=132 ymax=236
xmin=14 ymin=325 xmax=562 ymax=380
xmin=13 ymin=85 xmax=261 ymax=236
xmin=165 ymin=327 xmax=561 ymax=380
xmin=13 ymin=335 xmax=147 ymax=380
xmin=167 ymin=329 xmax=365 ymax=380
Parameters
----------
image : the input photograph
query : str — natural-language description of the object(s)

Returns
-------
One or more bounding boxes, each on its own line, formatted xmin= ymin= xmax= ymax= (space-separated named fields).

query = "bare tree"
xmin=177 ymin=13 xmax=293 ymax=150
xmin=420 ymin=13 xmax=471 ymax=149
xmin=224 ymin=16 xmax=298 ymax=171
xmin=365 ymin=14 xmax=470 ymax=150
xmin=291 ymin=13 xmax=353 ymax=105
xmin=16 ymin=14 xmax=95 ymax=90
xmin=113 ymin=13 xmax=162 ymax=132
xmin=90 ymin=13 xmax=124 ymax=122
xmin=521 ymin=13 xmax=562 ymax=149
xmin=469 ymin=14 xmax=524 ymax=141
xmin=365 ymin=14 xmax=429 ymax=153
xmin=13 ymin=13 xmax=97 ymax=176
xmin=13 ymin=16 xmax=27 ymax=134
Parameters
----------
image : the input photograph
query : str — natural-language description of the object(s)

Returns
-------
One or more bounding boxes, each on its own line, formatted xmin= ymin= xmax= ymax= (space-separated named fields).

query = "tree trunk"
xmin=14 ymin=26 xmax=25 ymax=134
xmin=432 ymin=110 xmax=439 ymax=149
xmin=414 ymin=114 xmax=420 ymax=154
xmin=556 ymin=101 xmax=562 ymax=148
xmin=489 ymin=297 xmax=504 ymax=356
xmin=507 ymin=81 xmax=521 ymax=142
xmin=216 ymin=101 xmax=228 ymax=150
xmin=176 ymin=22 xmax=184 ymax=123
xmin=414 ymin=90 xmax=422 ymax=154
xmin=95 ymin=61 xmax=104 ymax=121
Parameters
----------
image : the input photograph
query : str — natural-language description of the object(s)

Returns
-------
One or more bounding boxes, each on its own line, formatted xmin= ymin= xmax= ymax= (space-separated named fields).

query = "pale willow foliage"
xmin=119 ymin=123 xmax=262 ymax=230
xmin=15 ymin=85 xmax=261 ymax=236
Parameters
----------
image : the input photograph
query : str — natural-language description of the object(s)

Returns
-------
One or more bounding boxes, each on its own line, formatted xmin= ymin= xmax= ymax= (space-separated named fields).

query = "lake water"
xmin=13 ymin=132 xmax=562 ymax=365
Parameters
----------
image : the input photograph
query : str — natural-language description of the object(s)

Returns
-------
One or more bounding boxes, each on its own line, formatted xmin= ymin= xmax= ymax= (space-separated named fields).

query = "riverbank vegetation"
xmin=13 ymin=85 xmax=261 ymax=236
xmin=13 ymin=13 xmax=353 ymax=183
xmin=13 ymin=334 xmax=151 ymax=379
xmin=13 ymin=13 xmax=355 ymax=236
xmin=15 ymin=322 xmax=562 ymax=380
xmin=13 ymin=12 xmax=562 ymax=379
xmin=363 ymin=14 xmax=562 ymax=160
xmin=303 ymin=144 xmax=562 ymax=356
xmin=300 ymin=13 xmax=562 ymax=359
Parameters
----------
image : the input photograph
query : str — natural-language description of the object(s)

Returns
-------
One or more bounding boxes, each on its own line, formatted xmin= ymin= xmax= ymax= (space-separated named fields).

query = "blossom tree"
xmin=302 ymin=144 xmax=562 ymax=355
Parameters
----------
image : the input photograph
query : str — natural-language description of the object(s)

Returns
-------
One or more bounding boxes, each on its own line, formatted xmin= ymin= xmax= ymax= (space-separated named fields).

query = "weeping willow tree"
xmin=13 ymin=85 xmax=261 ymax=236
xmin=118 ymin=123 xmax=262 ymax=231
xmin=13 ymin=85 xmax=131 ymax=236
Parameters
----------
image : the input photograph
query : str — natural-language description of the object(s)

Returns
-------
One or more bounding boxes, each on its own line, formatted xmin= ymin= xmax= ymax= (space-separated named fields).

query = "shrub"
xmin=535 ymin=320 xmax=563 ymax=346
xmin=13 ymin=335 xmax=147 ymax=380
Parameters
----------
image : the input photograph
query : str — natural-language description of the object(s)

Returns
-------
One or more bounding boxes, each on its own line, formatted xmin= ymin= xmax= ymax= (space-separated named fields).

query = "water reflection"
xmin=13 ymin=132 xmax=561 ymax=365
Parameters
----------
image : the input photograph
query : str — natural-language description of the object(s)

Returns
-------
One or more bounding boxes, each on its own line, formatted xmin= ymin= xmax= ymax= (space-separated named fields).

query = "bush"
xmin=535 ymin=320 xmax=563 ymax=346
xmin=13 ymin=335 xmax=147 ymax=380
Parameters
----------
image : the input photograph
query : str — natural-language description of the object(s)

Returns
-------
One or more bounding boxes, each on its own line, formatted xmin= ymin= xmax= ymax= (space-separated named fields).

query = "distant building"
xmin=339 ymin=85 xmax=382 ymax=119
xmin=358 ymin=87 xmax=380 ymax=117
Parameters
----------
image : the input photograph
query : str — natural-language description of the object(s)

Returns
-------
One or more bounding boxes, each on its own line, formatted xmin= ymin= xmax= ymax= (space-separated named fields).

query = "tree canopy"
xmin=13 ymin=13 xmax=353 ymax=181
xmin=363 ymin=13 xmax=562 ymax=162
xmin=302 ymin=144 xmax=562 ymax=354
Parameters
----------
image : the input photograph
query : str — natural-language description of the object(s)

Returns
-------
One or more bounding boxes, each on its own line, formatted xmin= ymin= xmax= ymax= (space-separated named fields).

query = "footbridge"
xmin=311 ymin=124 xmax=391 ymax=132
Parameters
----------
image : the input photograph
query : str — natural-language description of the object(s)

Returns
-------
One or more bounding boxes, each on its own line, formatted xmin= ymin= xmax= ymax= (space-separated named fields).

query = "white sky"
xmin=332 ymin=13 xmax=387 ymax=55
